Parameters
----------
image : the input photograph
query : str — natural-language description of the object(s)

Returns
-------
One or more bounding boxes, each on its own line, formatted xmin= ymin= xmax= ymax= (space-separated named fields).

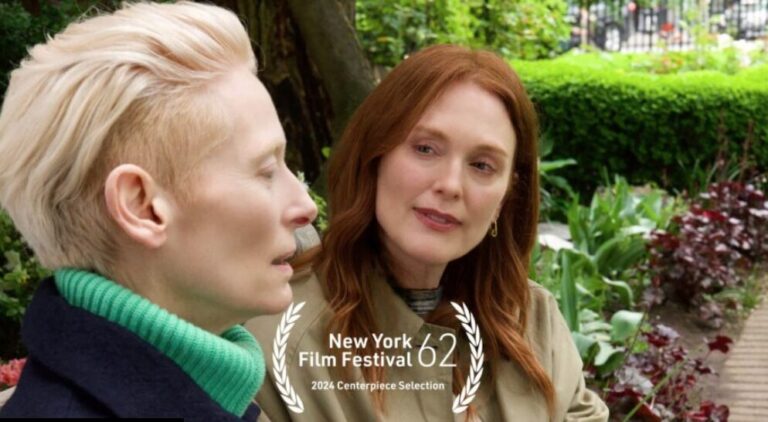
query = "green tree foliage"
xmin=355 ymin=0 xmax=570 ymax=67
xmin=479 ymin=0 xmax=570 ymax=60
xmin=1 ymin=1 xmax=99 ymax=99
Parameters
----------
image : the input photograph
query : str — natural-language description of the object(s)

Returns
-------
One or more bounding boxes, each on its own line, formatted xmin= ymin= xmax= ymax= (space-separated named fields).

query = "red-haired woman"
xmin=247 ymin=44 xmax=608 ymax=421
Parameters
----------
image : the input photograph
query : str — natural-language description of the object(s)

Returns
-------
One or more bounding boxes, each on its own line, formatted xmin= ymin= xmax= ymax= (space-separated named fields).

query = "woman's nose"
xmin=285 ymin=171 xmax=318 ymax=228
xmin=433 ymin=160 xmax=463 ymax=200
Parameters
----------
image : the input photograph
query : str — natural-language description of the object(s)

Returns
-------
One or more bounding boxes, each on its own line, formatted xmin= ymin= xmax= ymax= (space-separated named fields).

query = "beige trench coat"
xmin=246 ymin=270 xmax=608 ymax=422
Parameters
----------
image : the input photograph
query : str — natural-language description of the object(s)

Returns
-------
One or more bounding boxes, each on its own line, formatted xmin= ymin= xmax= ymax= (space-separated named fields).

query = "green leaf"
xmin=596 ymin=345 xmax=626 ymax=376
xmin=566 ymin=200 xmax=589 ymax=251
xmin=578 ymin=308 xmax=601 ymax=322
xmin=602 ymin=277 xmax=635 ymax=307
xmin=610 ymin=310 xmax=644 ymax=342
xmin=575 ymin=281 xmax=594 ymax=299
xmin=594 ymin=235 xmax=646 ymax=277
xmin=545 ymin=175 xmax=577 ymax=197
xmin=559 ymin=251 xmax=579 ymax=332
xmin=539 ymin=158 xmax=577 ymax=173
xmin=3 ymin=250 xmax=21 ymax=271
xmin=594 ymin=341 xmax=621 ymax=367
xmin=581 ymin=320 xmax=613 ymax=335
xmin=620 ymin=224 xmax=652 ymax=236
xmin=571 ymin=332 xmax=598 ymax=362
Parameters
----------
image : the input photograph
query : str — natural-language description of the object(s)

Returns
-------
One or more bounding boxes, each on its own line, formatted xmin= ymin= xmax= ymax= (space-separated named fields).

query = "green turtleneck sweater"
xmin=54 ymin=269 xmax=265 ymax=417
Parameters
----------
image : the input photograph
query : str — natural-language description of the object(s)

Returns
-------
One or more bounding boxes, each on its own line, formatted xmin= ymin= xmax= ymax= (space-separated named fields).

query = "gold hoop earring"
xmin=490 ymin=220 xmax=498 ymax=238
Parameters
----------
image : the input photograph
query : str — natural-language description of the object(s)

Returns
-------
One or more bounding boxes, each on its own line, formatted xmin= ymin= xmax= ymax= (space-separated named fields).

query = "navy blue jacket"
xmin=0 ymin=278 xmax=261 ymax=420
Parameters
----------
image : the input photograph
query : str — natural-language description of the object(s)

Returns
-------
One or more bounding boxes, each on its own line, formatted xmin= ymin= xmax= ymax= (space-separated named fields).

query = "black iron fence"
xmin=566 ymin=0 xmax=768 ymax=52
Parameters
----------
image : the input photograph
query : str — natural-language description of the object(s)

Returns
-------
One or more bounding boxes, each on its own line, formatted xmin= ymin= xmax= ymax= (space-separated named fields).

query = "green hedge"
xmin=513 ymin=59 xmax=768 ymax=195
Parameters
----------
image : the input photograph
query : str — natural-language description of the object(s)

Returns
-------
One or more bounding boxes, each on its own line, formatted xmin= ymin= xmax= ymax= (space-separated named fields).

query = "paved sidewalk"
xmin=717 ymin=298 xmax=768 ymax=421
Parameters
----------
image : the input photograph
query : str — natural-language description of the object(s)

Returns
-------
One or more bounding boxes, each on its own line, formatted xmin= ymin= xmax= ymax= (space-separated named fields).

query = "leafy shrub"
xmin=531 ymin=245 xmax=645 ymax=377
xmin=534 ymin=177 xmax=680 ymax=313
xmin=553 ymin=42 xmax=768 ymax=76
xmin=572 ymin=308 xmax=644 ymax=378
xmin=647 ymin=182 xmax=768 ymax=327
xmin=604 ymin=324 xmax=731 ymax=421
xmin=532 ymin=177 xmax=678 ymax=376
xmin=538 ymin=133 xmax=577 ymax=222
xmin=512 ymin=57 xmax=768 ymax=195
xmin=630 ymin=46 xmax=768 ymax=75
xmin=539 ymin=156 xmax=576 ymax=222
xmin=559 ymin=177 xmax=679 ymax=311
xmin=534 ymin=178 xmax=743 ymax=417
xmin=700 ymin=181 xmax=768 ymax=262
xmin=567 ymin=176 xmax=679 ymax=259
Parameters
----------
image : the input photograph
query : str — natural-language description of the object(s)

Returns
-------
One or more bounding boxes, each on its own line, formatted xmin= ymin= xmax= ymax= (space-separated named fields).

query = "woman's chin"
xmin=252 ymin=283 xmax=294 ymax=316
xmin=400 ymin=245 xmax=464 ymax=267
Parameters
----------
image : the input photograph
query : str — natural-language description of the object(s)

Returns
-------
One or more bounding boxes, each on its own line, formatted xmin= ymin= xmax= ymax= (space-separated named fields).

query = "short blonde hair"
xmin=0 ymin=1 xmax=256 ymax=274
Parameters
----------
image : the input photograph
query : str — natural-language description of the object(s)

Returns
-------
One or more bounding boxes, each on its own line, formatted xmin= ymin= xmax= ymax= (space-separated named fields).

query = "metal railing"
xmin=565 ymin=0 xmax=768 ymax=52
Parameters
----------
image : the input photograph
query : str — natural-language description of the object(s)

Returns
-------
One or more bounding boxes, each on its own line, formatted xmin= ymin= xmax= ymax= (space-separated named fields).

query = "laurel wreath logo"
xmin=451 ymin=301 xmax=485 ymax=414
xmin=271 ymin=300 xmax=483 ymax=415
xmin=273 ymin=301 xmax=306 ymax=414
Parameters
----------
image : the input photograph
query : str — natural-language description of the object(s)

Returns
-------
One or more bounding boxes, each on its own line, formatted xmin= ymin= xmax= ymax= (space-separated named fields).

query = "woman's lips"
xmin=273 ymin=263 xmax=293 ymax=274
xmin=414 ymin=207 xmax=461 ymax=232
xmin=271 ymin=249 xmax=296 ymax=274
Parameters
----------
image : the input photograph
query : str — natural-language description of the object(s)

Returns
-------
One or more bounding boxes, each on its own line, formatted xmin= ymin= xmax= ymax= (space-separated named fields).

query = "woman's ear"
xmin=104 ymin=164 xmax=172 ymax=249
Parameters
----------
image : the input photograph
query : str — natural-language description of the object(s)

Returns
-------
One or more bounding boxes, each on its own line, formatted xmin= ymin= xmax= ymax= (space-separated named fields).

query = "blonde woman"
xmin=0 ymin=2 xmax=315 ymax=419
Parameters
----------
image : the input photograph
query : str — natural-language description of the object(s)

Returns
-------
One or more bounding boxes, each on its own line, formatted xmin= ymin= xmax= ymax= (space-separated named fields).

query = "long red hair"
xmin=307 ymin=44 xmax=555 ymax=415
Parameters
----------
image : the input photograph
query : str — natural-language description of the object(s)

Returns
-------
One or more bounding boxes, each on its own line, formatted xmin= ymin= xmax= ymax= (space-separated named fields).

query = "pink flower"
xmin=0 ymin=358 xmax=27 ymax=388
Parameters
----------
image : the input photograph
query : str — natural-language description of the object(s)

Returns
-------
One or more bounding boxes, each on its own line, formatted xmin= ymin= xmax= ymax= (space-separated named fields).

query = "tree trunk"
xmin=285 ymin=0 xmax=374 ymax=142
xmin=20 ymin=0 xmax=41 ymax=16
xmin=213 ymin=0 xmax=374 ymax=186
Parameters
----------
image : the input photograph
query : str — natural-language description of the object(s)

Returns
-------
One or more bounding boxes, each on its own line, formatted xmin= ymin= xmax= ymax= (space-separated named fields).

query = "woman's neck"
xmin=383 ymin=244 xmax=446 ymax=290
xmin=111 ymin=261 xmax=235 ymax=335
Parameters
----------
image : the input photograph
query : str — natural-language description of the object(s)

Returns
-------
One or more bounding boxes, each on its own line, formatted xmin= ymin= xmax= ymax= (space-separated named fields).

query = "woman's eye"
xmin=259 ymin=165 xmax=277 ymax=180
xmin=414 ymin=144 xmax=434 ymax=155
xmin=258 ymin=157 xmax=284 ymax=181
xmin=472 ymin=161 xmax=495 ymax=173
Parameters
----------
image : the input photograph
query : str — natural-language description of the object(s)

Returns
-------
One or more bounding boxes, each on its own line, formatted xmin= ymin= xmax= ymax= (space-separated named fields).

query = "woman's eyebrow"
xmin=249 ymin=139 xmax=285 ymax=166
xmin=410 ymin=125 xmax=449 ymax=141
xmin=475 ymin=144 xmax=510 ymax=159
